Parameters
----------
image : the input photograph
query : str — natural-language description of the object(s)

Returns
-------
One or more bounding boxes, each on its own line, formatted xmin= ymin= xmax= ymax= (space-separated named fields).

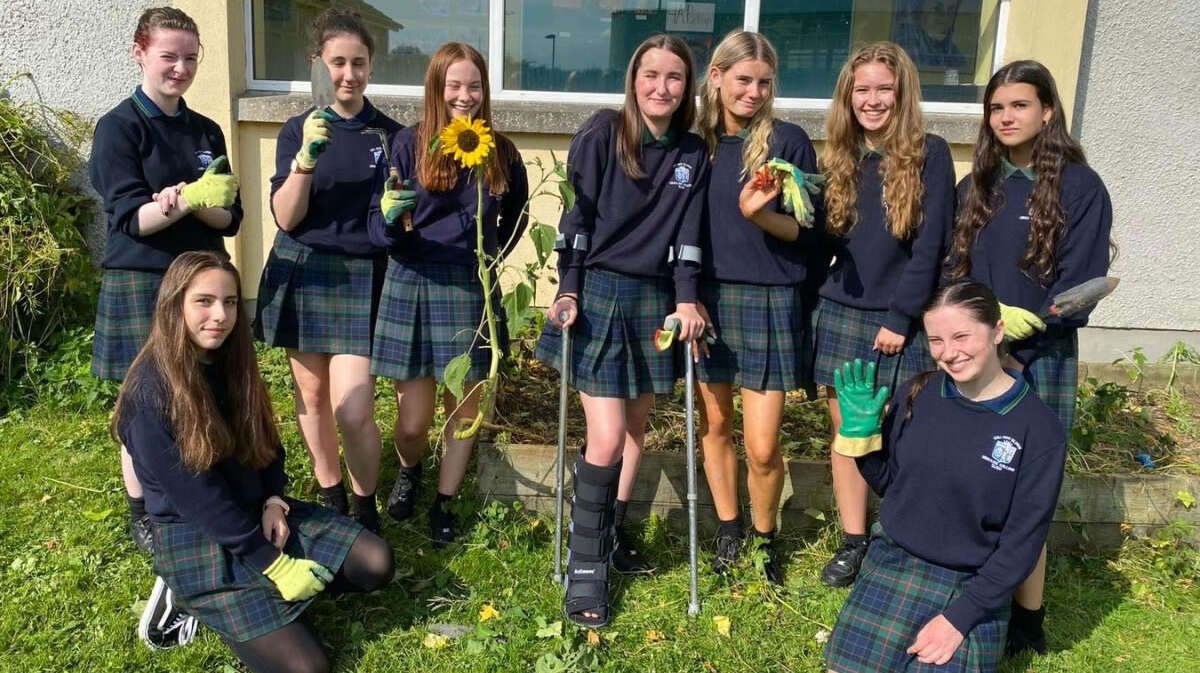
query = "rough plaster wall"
xmin=1074 ymin=0 xmax=1200 ymax=331
xmin=0 ymin=0 xmax=164 ymax=259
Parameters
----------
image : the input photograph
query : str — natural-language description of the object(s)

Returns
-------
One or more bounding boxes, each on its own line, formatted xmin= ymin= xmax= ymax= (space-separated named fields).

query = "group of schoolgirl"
xmin=90 ymin=5 xmax=1110 ymax=673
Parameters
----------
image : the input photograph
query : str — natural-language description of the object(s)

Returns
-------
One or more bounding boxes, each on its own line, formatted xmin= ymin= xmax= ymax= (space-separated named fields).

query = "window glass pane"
xmin=761 ymin=0 xmax=1001 ymax=103
xmin=503 ymin=1 xmax=744 ymax=94
xmin=251 ymin=0 xmax=489 ymax=85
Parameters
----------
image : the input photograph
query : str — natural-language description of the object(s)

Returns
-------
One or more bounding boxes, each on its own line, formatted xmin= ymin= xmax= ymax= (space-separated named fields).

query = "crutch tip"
xmin=687 ymin=603 xmax=700 ymax=617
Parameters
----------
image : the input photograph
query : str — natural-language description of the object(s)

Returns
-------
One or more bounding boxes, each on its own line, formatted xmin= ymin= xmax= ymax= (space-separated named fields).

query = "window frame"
xmin=243 ymin=0 xmax=1010 ymax=115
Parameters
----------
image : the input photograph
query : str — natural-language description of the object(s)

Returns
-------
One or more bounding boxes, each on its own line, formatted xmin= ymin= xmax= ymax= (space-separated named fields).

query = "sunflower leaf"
xmin=443 ymin=352 xmax=471 ymax=402
xmin=557 ymin=179 xmax=575 ymax=213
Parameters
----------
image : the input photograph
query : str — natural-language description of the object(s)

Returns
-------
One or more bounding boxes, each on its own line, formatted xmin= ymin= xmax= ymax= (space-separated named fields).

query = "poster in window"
xmin=892 ymin=0 xmax=980 ymax=83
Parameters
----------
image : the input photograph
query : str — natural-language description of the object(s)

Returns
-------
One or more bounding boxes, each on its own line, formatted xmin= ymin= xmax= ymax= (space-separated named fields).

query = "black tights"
xmin=223 ymin=530 xmax=393 ymax=673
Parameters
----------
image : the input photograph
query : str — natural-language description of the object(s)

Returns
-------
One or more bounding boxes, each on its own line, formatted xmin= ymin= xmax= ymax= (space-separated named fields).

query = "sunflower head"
xmin=439 ymin=117 xmax=495 ymax=169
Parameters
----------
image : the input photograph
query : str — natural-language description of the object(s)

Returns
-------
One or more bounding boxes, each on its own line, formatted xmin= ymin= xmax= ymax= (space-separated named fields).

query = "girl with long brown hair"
xmin=115 ymin=251 xmax=393 ymax=672
xmin=694 ymin=30 xmax=822 ymax=583
xmin=369 ymin=42 xmax=528 ymax=547
xmin=90 ymin=6 xmax=242 ymax=555
xmin=824 ymin=281 xmax=1066 ymax=673
xmin=535 ymin=34 xmax=709 ymax=627
xmin=811 ymin=42 xmax=955 ymax=588
xmin=255 ymin=9 xmax=403 ymax=533
xmin=948 ymin=59 xmax=1112 ymax=655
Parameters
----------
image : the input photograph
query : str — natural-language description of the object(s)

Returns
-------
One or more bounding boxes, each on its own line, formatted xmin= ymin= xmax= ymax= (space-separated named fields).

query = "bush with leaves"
xmin=0 ymin=73 xmax=99 ymax=391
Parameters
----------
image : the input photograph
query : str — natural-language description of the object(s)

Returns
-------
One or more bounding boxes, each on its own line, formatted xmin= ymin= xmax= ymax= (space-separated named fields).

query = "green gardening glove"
xmin=832 ymin=359 xmax=889 ymax=457
xmin=262 ymin=553 xmax=334 ymax=601
xmin=294 ymin=109 xmax=336 ymax=171
xmin=381 ymin=175 xmax=417 ymax=224
xmin=765 ymin=158 xmax=825 ymax=228
xmin=179 ymin=155 xmax=238 ymax=210
xmin=999 ymin=302 xmax=1046 ymax=341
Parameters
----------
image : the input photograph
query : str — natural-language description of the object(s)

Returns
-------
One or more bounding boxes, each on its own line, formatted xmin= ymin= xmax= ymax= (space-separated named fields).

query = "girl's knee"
xmin=356 ymin=532 xmax=395 ymax=589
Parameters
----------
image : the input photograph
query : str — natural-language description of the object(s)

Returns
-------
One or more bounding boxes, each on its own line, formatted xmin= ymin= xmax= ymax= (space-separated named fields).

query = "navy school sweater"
xmin=91 ymin=87 xmax=242 ymax=271
xmin=818 ymin=134 xmax=955 ymax=334
xmin=957 ymin=162 xmax=1112 ymax=364
xmin=857 ymin=372 xmax=1067 ymax=634
xmin=369 ymin=125 xmax=529 ymax=266
xmin=269 ymin=99 xmax=403 ymax=256
xmin=556 ymin=109 xmax=710 ymax=303
xmin=119 ymin=361 xmax=287 ymax=573
xmin=703 ymin=120 xmax=824 ymax=285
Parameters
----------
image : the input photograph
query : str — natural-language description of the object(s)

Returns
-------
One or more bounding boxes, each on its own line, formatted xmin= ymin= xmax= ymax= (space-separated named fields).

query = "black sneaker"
xmin=354 ymin=503 xmax=381 ymax=535
xmin=820 ymin=539 xmax=869 ymax=587
xmin=1006 ymin=602 xmax=1048 ymax=655
xmin=138 ymin=577 xmax=198 ymax=650
xmin=386 ymin=465 xmax=422 ymax=522
xmin=751 ymin=535 xmax=784 ymax=585
xmin=130 ymin=513 xmax=154 ymax=555
xmin=711 ymin=531 xmax=742 ymax=575
xmin=429 ymin=503 xmax=456 ymax=549
xmin=611 ymin=528 xmax=654 ymax=574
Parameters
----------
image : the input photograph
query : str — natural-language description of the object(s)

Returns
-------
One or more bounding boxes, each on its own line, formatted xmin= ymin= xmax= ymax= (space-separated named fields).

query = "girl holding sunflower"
xmin=811 ymin=42 xmax=955 ymax=589
xmin=255 ymin=9 xmax=403 ymax=534
xmin=370 ymin=42 xmax=528 ymax=547
xmin=693 ymin=30 xmax=823 ymax=584
xmin=535 ymin=34 xmax=710 ymax=627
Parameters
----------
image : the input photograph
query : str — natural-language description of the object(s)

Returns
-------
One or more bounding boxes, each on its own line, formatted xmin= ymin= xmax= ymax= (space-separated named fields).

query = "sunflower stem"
xmin=454 ymin=175 xmax=501 ymax=439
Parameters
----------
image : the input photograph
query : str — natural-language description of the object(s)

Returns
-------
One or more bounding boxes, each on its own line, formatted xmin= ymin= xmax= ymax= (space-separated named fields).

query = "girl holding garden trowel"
xmin=369 ymin=42 xmax=528 ymax=548
xmin=692 ymin=30 xmax=824 ymax=584
xmin=811 ymin=42 xmax=956 ymax=589
xmin=90 ymin=6 xmax=242 ymax=557
xmin=536 ymin=34 xmax=709 ymax=628
xmin=254 ymin=9 xmax=402 ymax=533
xmin=948 ymin=59 xmax=1113 ymax=655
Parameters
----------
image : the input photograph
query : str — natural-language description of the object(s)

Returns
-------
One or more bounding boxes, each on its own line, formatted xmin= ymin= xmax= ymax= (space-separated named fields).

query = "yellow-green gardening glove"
xmin=381 ymin=175 xmax=417 ymax=224
xmin=765 ymin=158 xmax=825 ymax=228
xmin=999 ymin=303 xmax=1046 ymax=341
xmin=179 ymin=155 xmax=238 ymax=210
xmin=262 ymin=553 xmax=334 ymax=601
xmin=832 ymin=359 xmax=889 ymax=457
xmin=294 ymin=109 xmax=336 ymax=172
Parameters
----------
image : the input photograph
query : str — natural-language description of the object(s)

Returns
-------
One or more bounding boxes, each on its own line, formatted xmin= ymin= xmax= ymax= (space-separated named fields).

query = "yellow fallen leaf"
xmin=645 ymin=629 xmax=665 ymax=644
xmin=479 ymin=603 xmax=500 ymax=622
xmin=422 ymin=633 xmax=450 ymax=650
xmin=712 ymin=615 xmax=731 ymax=637
xmin=587 ymin=629 xmax=601 ymax=646
xmin=530 ymin=518 xmax=543 ymax=530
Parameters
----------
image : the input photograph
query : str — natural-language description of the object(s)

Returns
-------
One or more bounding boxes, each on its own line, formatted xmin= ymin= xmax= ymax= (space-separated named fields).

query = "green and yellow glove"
xmin=765 ymin=158 xmax=825 ymax=228
xmin=999 ymin=303 xmax=1046 ymax=341
xmin=294 ymin=109 xmax=336 ymax=172
xmin=381 ymin=175 xmax=417 ymax=224
xmin=262 ymin=553 xmax=334 ymax=601
xmin=832 ymin=359 xmax=889 ymax=457
xmin=179 ymin=155 xmax=238 ymax=210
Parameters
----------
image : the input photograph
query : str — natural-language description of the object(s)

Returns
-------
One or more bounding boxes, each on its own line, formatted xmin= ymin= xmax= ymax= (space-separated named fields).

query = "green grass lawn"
xmin=1 ymin=340 xmax=1197 ymax=672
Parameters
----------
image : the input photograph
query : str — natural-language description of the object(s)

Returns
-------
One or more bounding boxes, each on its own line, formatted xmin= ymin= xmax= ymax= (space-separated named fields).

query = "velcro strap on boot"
xmin=568 ymin=527 xmax=613 ymax=558
xmin=571 ymin=505 xmax=613 ymax=532
xmin=565 ymin=559 xmax=609 ymax=584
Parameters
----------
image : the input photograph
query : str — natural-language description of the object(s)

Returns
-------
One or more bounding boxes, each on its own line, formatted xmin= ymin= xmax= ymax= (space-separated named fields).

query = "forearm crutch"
xmin=553 ymin=310 xmax=571 ymax=588
xmin=684 ymin=338 xmax=700 ymax=617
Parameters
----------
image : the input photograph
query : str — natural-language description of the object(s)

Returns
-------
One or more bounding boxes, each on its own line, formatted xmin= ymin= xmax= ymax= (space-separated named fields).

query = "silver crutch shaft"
xmin=685 ymin=339 xmax=700 ymax=616
xmin=553 ymin=312 xmax=571 ymax=588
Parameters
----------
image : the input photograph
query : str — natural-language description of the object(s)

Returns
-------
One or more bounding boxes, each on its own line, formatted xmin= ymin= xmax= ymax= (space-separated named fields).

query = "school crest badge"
xmin=981 ymin=435 xmax=1021 ymax=472
xmin=194 ymin=150 xmax=214 ymax=171
xmin=371 ymin=146 xmax=383 ymax=166
xmin=668 ymin=162 xmax=693 ymax=189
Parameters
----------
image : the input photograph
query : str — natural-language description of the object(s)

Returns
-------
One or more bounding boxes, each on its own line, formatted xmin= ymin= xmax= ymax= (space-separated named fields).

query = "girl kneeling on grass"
xmin=115 ymin=252 xmax=393 ymax=673
xmin=825 ymin=280 xmax=1066 ymax=673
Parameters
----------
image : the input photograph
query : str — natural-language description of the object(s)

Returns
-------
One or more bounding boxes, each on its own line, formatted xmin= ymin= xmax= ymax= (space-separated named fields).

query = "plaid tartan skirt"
xmin=151 ymin=498 xmax=361 ymax=643
xmin=254 ymin=232 xmax=385 ymax=356
xmin=92 ymin=269 xmax=164 ymax=381
xmin=696 ymin=281 xmax=808 ymax=391
xmin=1020 ymin=329 xmax=1079 ymax=432
xmin=826 ymin=524 xmax=1008 ymax=673
xmin=370 ymin=258 xmax=507 ymax=384
xmin=811 ymin=298 xmax=934 ymax=392
xmin=536 ymin=268 xmax=677 ymax=399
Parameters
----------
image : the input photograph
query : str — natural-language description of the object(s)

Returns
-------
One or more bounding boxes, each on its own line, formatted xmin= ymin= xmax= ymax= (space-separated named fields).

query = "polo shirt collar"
xmin=132 ymin=85 xmax=188 ymax=119
xmin=940 ymin=370 xmax=1030 ymax=415
xmin=1002 ymin=157 xmax=1036 ymax=180
xmin=642 ymin=125 xmax=677 ymax=148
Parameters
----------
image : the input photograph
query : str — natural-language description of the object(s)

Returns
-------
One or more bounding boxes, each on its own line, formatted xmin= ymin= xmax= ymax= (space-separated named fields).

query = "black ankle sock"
xmin=432 ymin=492 xmax=452 ymax=514
xmin=844 ymin=531 xmax=868 ymax=546
xmin=718 ymin=516 xmax=743 ymax=538
xmin=613 ymin=499 xmax=629 ymax=530
xmin=1011 ymin=601 xmax=1045 ymax=629
xmin=752 ymin=526 xmax=776 ymax=542
xmin=353 ymin=492 xmax=379 ymax=528
xmin=321 ymin=483 xmax=349 ymax=514
xmin=401 ymin=462 xmax=423 ymax=478
xmin=126 ymin=494 xmax=147 ymax=520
